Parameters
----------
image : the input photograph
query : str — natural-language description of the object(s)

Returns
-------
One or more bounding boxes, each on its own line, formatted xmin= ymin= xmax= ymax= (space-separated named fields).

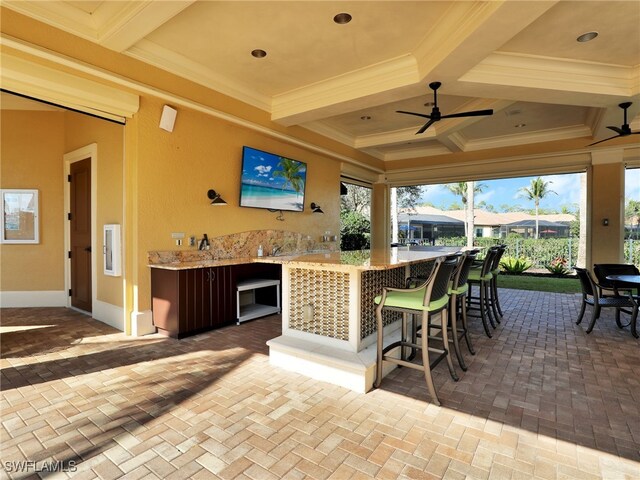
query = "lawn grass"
xmin=497 ymin=274 xmax=581 ymax=294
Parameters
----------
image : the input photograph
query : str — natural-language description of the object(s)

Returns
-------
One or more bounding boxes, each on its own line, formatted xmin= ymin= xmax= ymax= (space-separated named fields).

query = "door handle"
xmin=84 ymin=246 xmax=92 ymax=252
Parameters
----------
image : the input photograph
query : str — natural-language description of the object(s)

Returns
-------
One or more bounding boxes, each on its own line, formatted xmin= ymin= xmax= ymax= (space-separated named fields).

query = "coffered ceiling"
xmin=4 ymin=1 xmax=640 ymax=161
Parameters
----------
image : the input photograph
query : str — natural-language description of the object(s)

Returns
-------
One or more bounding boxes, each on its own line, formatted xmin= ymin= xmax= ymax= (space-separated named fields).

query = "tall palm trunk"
xmin=466 ymin=181 xmax=475 ymax=247
xmin=534 ymin=200 xmax=539 ymax=239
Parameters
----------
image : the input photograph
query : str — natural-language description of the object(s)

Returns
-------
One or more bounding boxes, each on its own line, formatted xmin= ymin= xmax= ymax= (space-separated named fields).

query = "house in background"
xmin=398 ymin=206 xmax=574 ymax=243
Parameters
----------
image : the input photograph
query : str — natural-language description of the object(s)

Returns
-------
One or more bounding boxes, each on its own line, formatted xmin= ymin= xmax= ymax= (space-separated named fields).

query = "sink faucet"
xmin=271 ymin=245 xmax=282 ymax=256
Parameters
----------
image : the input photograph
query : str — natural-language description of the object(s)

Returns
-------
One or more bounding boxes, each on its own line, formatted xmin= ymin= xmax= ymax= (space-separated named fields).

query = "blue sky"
xmin=241 ymin=147 xmax=306 ymax=189
xmin=420 ymin=168 xmax=640 ymax=212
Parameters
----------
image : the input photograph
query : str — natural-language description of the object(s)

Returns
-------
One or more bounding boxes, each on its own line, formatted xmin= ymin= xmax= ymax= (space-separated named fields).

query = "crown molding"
xmin=126 ymin=39 xmax=272 ymax=112
xmin=2 ymin=0 xmax=98 ymax=40
xmin=382 ymin=144 xmax=451 ymax=161
xmin=271 ymin=54 xmax=419 ymax=125
xmin=461 ymin=52 xmax=639 ymax=97
xmin=456 ymin=125 xmax=592 ymax=152
xmin=1 ymin=51 xmax=139 ymax=121
xmin=355 ymin=127 xmax=436 ymax=149
xmin=98 ymin=2 xmax=195 ymax=52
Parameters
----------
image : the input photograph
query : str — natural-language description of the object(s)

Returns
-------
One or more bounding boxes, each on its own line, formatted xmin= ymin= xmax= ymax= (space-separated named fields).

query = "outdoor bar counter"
xmin=262 ymin=246 xmax=459 ymax=392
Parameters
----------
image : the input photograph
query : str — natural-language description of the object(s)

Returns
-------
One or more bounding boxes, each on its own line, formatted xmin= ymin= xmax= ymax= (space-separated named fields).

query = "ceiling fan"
xmin=588 ymin=102 xmax=639 ymax=146
xmin=397 ymin=81 xmax=494 ymax=134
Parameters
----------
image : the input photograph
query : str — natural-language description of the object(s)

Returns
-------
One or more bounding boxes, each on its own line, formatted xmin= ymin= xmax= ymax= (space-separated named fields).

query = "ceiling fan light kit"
xmin=397 ymin=81 xmax=494 ymax=134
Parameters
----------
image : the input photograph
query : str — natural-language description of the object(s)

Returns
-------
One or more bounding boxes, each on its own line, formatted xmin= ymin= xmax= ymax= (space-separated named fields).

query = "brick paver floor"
xmin=1 ymin=288 xmax=638 ymax=479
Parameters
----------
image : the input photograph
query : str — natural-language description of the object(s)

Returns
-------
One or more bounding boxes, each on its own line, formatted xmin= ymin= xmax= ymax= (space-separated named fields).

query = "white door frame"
xmin=64 ymin=143 xmax=98 ymax=314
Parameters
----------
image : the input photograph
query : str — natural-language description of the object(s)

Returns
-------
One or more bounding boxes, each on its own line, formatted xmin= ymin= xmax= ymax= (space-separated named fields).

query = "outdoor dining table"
xmin=605 ymin=274 xmax=640 ymax=338
xmin=605 ymin=274 xmax=640 ymax=296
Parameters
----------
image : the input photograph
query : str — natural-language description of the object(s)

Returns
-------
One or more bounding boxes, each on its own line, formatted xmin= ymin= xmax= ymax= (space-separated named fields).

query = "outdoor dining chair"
xmin=374 ymin=255 xmax=459 ymax=406
xmin=593 ymin=263 xmax=640 ymax=299
xmin=574 ymin=267 xmax=638 ymax=337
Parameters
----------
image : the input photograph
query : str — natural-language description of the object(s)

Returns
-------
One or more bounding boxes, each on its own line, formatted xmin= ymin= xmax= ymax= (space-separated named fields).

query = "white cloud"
xmin=254 ymin=165 xmax=272 ymax=174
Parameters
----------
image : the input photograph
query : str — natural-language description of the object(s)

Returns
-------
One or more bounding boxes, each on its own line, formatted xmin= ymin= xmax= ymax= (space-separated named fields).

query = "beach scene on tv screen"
xmin=240 ymin=147 xmax=307 ymax=211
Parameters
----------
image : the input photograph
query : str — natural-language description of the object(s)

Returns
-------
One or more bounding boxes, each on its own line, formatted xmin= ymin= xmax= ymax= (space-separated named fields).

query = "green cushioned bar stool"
xmin=447 ymin=250 xmax=478 ymax=370
xmin=489 ymin=244 xmax=507 ymax=321
xmin=373 ymin=256 xmax=459 ymax=406
xmin=467 ymin=247 xmax=498 ymax=338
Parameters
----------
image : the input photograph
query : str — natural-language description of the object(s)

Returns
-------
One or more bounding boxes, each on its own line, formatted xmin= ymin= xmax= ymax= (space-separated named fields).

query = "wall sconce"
xmin=207 ymin=189 xmax=227 ymax=206
xmin=310 ymin=202 xmax=324 ymax=214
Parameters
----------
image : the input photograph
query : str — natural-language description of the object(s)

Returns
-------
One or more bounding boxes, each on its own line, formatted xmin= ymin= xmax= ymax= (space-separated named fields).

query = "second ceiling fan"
xmin=398 ymin=81 xmax=494 ymax=134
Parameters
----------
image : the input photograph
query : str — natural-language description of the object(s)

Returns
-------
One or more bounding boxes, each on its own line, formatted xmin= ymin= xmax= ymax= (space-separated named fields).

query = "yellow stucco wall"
xmin=64 ymin=111 xmax=125 ymax=307
xmin=132 ymin=95 xmax=341 ymax=311
xmin=0 ymin=110 xmax=66 ymax=292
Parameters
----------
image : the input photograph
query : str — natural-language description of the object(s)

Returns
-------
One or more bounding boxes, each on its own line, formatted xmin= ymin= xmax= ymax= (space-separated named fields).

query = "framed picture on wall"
xmin=1 ymin=189 xmax=39 ymax=244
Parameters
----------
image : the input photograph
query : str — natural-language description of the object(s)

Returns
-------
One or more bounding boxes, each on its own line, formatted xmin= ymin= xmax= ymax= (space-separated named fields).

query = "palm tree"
xmin=273 ymin=157 xmax=304 ymax=197
xmin=445 ymin=181 xmax=486 ymax=245
xmin=518 ymin=177 xmax=557 ymax=239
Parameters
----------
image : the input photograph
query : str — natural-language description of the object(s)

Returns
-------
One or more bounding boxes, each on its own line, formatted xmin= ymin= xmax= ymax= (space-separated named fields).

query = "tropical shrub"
xmin=546 ymin=256 xmax=569 ymax=276
xmin=340 ymin=210 xmax=370 ymax=251
xmin=500 ymin=256 xmax=533 ymax=274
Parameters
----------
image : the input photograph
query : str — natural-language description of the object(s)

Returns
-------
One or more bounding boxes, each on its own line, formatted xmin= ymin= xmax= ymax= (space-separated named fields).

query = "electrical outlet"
xmin=176 ymin=239 xmax=182 ymax=246
xmin=189 ymin=236 xmax=196 ymax=246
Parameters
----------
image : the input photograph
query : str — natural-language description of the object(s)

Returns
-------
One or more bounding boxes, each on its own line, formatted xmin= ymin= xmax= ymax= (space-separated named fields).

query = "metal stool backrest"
xmin=490 ymin=245 xmax=506 ymax=272
xmin=574 ymin=267 xmax=597 ymax=299
xmin=479 ymin=247 xmax=498 ymax=278
xmin=452 ymin=250 xmax=478 ymax=290
xmin=427 ymin=255 xmax=458 ymax=306
xmin=593 ymin=263 xmax=640 ymax=290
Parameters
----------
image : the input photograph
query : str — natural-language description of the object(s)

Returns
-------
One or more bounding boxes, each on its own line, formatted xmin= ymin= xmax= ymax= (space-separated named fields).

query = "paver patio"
xmin=1 ymin=289 xmax=638 ymax=479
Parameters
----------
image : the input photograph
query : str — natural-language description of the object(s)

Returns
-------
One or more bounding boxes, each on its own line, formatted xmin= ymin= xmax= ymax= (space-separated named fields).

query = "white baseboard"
xmin=93 ymin=299 xmax=125 ymax=331
xmin=0 ymin=291 xmax=66 ymax=307
xmin=131 ymin=309 xmax=156 ymax=336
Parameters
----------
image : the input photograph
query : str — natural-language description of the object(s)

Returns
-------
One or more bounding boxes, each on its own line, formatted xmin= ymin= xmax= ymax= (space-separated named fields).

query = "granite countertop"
xmin=149 ymin=246 xmax=460 ymax=271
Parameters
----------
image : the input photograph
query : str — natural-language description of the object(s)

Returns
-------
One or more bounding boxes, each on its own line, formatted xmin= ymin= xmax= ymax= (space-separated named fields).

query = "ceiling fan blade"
xmin=606 ymin=126 xmax=625 ymax=135
xmin=416 ymin=119 xmax=436 ymax=134
xmin=587 ymin=134 xmax=622 ymax=146
xmin=441 ymin=109 xmax=494 ymax=119
xmin=397 ymin=110 xmax=432 ymax=120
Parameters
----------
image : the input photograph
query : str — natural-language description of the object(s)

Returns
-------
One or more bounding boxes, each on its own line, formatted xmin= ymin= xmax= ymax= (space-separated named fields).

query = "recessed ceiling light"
xmin=360 ymin=115 xmax=371 ymax=120
xmin=251 ymin=49 xmax=267 ymax=58
xmin=514 ymin=123 xmax=526 ymax=128
xmin=577 ymin=31 xmax=598 ymax=42
xmin=334 ymin=13 xmax=352 ymax=24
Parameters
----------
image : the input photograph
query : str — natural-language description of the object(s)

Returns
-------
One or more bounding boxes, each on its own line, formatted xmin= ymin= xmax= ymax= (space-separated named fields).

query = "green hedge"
xmin=434 ymin=236 xmax=640 ymax=268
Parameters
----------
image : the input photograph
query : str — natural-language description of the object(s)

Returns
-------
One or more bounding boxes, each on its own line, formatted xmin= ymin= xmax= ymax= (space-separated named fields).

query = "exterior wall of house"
xmin=0 ymin=111 xmax=66 ymax=294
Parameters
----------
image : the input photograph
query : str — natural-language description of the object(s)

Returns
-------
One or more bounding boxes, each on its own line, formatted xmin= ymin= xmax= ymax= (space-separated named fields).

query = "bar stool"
xmin=467 ymin=247 xmax=498 ymax=338
xmin=373 ymin=256 xmax=458 ymax=406
xmin=489 ymin=244 xmax=507 ymax=321
xmin=447 ymin=250 xmax=478 ymax=370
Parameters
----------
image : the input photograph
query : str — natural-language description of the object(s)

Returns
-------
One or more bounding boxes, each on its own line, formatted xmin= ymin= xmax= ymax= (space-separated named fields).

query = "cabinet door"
xmin=209 ymin=266 xmax=234 ymax=327
xmin=181 ymin=268 xmax=209 ymax=333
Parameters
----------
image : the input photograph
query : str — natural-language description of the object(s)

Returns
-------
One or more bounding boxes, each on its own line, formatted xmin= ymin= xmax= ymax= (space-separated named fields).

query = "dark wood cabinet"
xmin=151 ymin=263 xmax=280 ymax=338
xmin=151 ymin=266 xmax=234 ymax=338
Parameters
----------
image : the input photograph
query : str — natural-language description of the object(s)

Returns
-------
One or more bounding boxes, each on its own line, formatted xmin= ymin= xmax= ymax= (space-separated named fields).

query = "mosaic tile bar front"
xmin=288 ymin=268 xmax=350 ymax=340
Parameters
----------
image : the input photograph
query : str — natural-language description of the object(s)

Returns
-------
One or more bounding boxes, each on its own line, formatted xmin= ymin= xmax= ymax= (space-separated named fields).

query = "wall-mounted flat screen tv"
xmin=239 ymin=146 xmax=307 ymax=212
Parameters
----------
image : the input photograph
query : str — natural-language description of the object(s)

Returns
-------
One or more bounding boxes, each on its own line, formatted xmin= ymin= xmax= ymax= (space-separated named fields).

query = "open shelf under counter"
xmin=236 ymin=278 xmax=281 ymax=324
